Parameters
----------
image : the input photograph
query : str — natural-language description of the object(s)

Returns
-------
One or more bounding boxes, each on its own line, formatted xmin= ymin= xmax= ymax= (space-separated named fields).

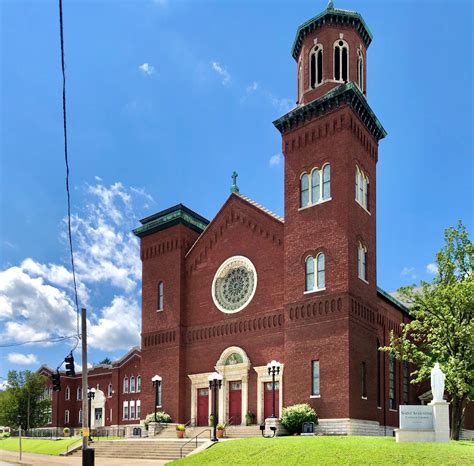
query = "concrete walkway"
xmin=0 ymin=450 xmax=170 ymax=466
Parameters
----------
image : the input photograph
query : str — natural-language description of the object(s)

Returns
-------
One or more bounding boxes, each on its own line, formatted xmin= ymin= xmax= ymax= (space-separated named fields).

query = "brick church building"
xmin=39 ymin=2 xmax=473 ymax=436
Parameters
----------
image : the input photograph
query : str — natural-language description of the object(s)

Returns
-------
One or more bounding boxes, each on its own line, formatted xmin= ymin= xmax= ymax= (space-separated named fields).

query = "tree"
xmin=382 ymin=221 xmax=473 ymax=440
xmin=98 ymin=357 xmax=112 ymax=365
xmin=0 ymin=371 xmax=51 ymax=430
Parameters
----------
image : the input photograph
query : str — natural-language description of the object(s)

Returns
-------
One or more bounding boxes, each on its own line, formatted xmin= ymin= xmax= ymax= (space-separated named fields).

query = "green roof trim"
xmin=273 ymin=81 xmax=387 ymax=142
xmin=133 ymin=204 xmax=209 ymax=238
xmin=377 ymin=286 xmax=410 ymax=316
xmin=292 ymin=6 xmax=373 ymax=61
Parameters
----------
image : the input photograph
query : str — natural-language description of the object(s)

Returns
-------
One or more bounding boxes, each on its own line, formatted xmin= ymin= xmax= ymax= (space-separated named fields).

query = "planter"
xmin=176 ymin=430 xmax=185 ymax=439
xmin=216 ymin=430 xmax=224 ymax=438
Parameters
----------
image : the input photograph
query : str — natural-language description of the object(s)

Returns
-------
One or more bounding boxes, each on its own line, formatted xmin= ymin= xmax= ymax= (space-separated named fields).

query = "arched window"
xmin=108 ymin=383 xmax=113 ymax=398
xmin=376 ymin=340 xmax=382 ymax=408
xmin=305 ymin=256 xmax=315 ymax=291
xmin=65 ymin=386 xmax=70 ymax=401
xmin=157 ymin=281 xmax=164 ymax=311
xmin=77 ymin=387 xmax=82 ymax=400
xmin=316 ymin=253 xmax=325 ymax=289
xmin=310 ymin=44 xmax=323 ymax=88
xmin=334 ymin=39 xmax=349 ymax=82
xmin=137 ymin=376 xmax=141 ymax=392
xmin=225 ymin=353 xmax=244 ymax=365
xmin=358 ymin=242 xmax=368 ymax=282
xmin=300 ymin=173 xmax=309 ymax=207
xmin=298 ymin=61 xmax=303 ymax=103
xmin=123 ymin=377 xmax=129 ymax=394
xmin=65 ymin=410 xmax=69 ymax=424
xmin=357 ymin=48 xmax=364 ymax=91
xmin=311 ymin=169 xmax=321 ymax=204
xmin=322 ymin=164 xmax=331 ymax=200
xmin=355 ymin=165 xmax=369 ymax=211
xmin=389 ymin=356 xmax=396 ymax=410
xmin=130 ymin=376 xmax=136 ymax=393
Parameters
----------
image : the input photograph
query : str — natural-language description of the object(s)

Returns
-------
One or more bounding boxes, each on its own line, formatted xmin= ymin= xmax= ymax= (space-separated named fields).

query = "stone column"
xmin=429 ymin=400 xmax=450 ymax=443
xmin=241 ymin=375 xmax=248 ymax=426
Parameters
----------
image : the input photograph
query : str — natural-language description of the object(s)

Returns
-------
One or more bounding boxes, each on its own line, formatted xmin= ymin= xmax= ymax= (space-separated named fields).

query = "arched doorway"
xmin=90 ymin=389 xmax=105 ymax=428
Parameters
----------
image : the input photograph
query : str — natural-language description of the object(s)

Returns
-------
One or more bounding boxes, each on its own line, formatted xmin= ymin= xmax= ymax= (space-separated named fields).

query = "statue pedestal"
xmin=429 ymin=400 xmax=450 ymax=443
xmin=264 ymin=417 xmax=286 ymax=437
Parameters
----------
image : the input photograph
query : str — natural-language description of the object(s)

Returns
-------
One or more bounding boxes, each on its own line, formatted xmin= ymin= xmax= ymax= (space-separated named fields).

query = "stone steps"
xmin=70 ymin=439 xmax=204 ymax=460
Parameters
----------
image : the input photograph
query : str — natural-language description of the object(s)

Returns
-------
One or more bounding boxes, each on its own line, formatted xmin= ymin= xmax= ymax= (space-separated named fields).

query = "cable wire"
xmin=0 ymin=334 xmax=79 ymax=348
xmin=58 ymin=0 xmax=81 ymax=339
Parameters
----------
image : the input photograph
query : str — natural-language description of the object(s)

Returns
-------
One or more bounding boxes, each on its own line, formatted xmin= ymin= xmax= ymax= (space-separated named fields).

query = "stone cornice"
xmin=292 ymin=6 xmax=372 ymax=61
xmin=133 ymin=204 xmax=209 ymax=238
xmin=273 ymin=82 xmax=387 ymax=142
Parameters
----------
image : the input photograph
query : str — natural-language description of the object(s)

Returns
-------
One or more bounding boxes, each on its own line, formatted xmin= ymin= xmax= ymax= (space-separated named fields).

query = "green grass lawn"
xmin=0 ymin=436 xmax=81 ymax=455
xmin=172 ymin=436 xmax=474 ymax=465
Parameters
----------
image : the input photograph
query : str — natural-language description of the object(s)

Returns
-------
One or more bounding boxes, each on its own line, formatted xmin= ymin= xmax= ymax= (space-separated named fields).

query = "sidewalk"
xmin=0 ymin=450 xmax=170 ymax=466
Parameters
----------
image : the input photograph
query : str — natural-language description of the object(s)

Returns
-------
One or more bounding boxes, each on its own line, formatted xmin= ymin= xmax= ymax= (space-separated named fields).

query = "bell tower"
xmin=275 ymin=1 xmax=387 ymax=421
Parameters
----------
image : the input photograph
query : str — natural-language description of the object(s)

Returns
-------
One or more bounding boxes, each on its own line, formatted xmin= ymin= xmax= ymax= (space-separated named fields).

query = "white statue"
xmin=431 ymin=362 xmax=445 ymax=402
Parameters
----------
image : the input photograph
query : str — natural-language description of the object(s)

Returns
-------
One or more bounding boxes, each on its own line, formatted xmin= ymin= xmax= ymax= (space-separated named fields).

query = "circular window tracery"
xmin=212 ymin=256 xmax=257 ymax=314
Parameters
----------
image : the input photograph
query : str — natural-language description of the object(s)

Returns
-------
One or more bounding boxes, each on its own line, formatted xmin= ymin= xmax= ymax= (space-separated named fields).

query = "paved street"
xmin=0 ymin=451 xmax=169 ymax=466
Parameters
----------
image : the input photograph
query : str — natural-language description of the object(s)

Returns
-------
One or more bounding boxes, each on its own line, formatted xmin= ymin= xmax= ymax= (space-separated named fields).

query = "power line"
xmin=58 ymin=0 xmax=80 ymax=339
xmin=0 ymin=334 xmax=79 ymax=348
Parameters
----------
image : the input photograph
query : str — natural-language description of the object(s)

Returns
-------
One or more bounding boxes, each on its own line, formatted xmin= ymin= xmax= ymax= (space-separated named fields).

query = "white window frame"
xmin=65 ymin=386 xmax=70 ymax=401
xmin=305 ymin=252 xmax=326 ymax=293
xmin=333 ymin=38 xmax=349 ymax=82
xmin=77 ymin=387 xmax=82 ymax=401
xmin=65 ymin=410 xmax=70 ymax=424
xmin=130 ymin=400 xmax=135 ymax=419
xmin=108 ymin=383 xmax=113 ymax=398
xmin=157 ymin=281 xmax=164 ymax=311
xmin=355 ymin=165 xmax=370 ymax=212
xmin=311 ymin=360 xmax=321 ymax=397
xmin=299 ymin=163 xmax=331 ymax=210
xmin=136 ymin=400 xmax=141 ymax=419
xmin=78 ymin=409 xmax=82 ymax=423
xmin=123 ymin=401 xmax=129 ymax=420
xmin=298 ymin=61 xmax=303 ymax=103
xmin=130 ymin=376 xmax=136 ymax=393
xmin=358 ymin=242 xmax=368 ymax=283
xmin=137 ymin=376 xmax=141 ymax=393
xmin=123 ymin=377 xmax=129 ymax=394
xmin=309 ymin=43 xmax=323 ymax=89
xmin=357 ymin=48 xmax=364 ymax=92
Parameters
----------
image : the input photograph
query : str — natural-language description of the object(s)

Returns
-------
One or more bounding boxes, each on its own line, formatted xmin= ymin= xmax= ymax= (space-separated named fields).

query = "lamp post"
xmin=17 ymin=415 xmax=22 ymax=461
xmin=151 ymin=375 xmax=162 ymax=423
xmin=208 ymin=372 xmax=223 ymax=442
xmin=87 ymin=387 xmax=96 ymax=441
xmin=267 ymin=360 xmax=281 ymax=419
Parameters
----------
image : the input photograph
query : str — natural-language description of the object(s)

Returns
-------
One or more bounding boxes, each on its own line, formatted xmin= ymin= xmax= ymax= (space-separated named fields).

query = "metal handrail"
xmin=224 ymin=416 xmax=235 ymax=429
xmin=180 ymin=428 xmax=211 ymax=458
xmin=184 ymin=418 xmax=196 ymax=428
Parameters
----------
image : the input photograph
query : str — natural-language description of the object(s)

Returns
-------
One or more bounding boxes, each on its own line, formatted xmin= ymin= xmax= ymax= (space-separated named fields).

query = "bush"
xmin=216 ymin=423 xmax=225 ymax=431
xmin=280 ymin=404 xmax=318 ymax=434
xmin=143 ymin=411 xmax=172 ymax=430
xmin=176 ymin=424 xmax=185 ymax=431
xmin=63 ymin=427 xmax=70 ymax=434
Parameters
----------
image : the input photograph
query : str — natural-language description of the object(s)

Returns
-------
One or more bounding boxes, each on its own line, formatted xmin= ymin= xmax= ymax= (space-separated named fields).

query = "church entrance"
xmin=197 ymin=388 xmax=209 ymax=426
xmin=228 ymin=382 xmax=242 ymax=425
xmin=264 ymin=381 xmax=279 ymax=419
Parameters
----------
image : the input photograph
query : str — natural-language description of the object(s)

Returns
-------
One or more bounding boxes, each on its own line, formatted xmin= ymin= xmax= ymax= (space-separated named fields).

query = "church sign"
xmin=399 ymin=405 xmax=433 ymax=430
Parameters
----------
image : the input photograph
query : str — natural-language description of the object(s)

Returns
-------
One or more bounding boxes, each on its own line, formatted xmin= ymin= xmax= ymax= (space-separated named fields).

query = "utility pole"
xmin=81 ymin=308 xmax=94 ymax=465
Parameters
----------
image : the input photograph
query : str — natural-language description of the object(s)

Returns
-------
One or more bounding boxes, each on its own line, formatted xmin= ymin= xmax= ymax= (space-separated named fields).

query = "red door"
xmin=264 ymin=381 xmax=279 ymax=419
xmin=228 ymin=382 xmax=242 ymax=425
xmin=197 ymin=388 xmax=209 ymax=426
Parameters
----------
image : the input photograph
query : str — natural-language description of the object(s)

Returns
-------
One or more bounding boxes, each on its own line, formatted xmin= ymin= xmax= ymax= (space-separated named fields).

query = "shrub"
xmin=143 ymin=411 xmax=172 ymax=430
xmin=216 ymin=423 xmax=225 ymax=431
xmin=63 ymin=427 xmax=70 ymax=434
xmin=176 ymin=424 xmax=185 ymax=432
xmin=280 ymin=404 xmax=318 ymax=434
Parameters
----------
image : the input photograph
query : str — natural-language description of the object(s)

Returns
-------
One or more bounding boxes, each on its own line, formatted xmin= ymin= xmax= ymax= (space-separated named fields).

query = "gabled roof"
xmin=185 ymin=193 xmax=283 ymax=258
xmin=291 ymin=3 xmax=372 ymax=61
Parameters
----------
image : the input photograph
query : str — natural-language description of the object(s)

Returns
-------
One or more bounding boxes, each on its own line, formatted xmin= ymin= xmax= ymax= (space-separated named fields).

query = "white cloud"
xmin=0 ymin=381 xmax=9 ymax=391
xmin=246 ymin=82 xmax=258 ymax=93
xmin=139 ymin=63 xmax=155 ymax=76
xmin=94 ymin=175 xmax=103 ymax=182
xmin=7 ymin=353 xmax=38 ymax=365
xmin=401 ymin=266 xmax=415 ymax=276
xmin=88 ymin=296 xmax=141 ymax=351
xmin=211 ymin=62 xmax=231 ymax=86
xmin=0 ymin=181 xmax=149 ymax=351
xmin=267 ymin=94 xmax=294 ymax=113
xmin=269 ymin=153 xmax=282 ymax=167
xmin=426 ymin=263 xmax=438 ymax=275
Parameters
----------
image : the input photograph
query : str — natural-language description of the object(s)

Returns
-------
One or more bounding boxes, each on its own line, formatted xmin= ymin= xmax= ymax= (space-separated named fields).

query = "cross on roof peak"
xmin=231 ymin=171 xmax=240 ymax=193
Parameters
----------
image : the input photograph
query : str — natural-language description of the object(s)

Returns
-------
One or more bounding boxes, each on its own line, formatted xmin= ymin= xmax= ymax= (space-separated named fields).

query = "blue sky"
xmin=1 ymin=0 xmax=472 ymax=379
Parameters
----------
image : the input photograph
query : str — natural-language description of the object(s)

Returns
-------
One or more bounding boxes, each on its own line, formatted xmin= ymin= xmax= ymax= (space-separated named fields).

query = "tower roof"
xmin=291 ymin=2 xmax=373 ymax=61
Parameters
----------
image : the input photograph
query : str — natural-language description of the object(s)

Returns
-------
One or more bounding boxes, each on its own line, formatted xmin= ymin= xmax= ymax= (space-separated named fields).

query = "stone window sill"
xmin=362 ymin=396 xmax=368 ymax=400
xmin=304 ymin=288 xmax=326 ymax=295
xmin=310 ymin=395 xmax=321 ymax=399
xmin=156 ymin=309 xmax=164 ymax=313
xmin=358 ymin=277 xmax=369 ymax=285
xmin=355 ymin=199 xmax=371 ymax=215
xmin=389 ymin=409 xmax=398 ymax=412
xmin=298 ymin=198 xmax=332 ymax=211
